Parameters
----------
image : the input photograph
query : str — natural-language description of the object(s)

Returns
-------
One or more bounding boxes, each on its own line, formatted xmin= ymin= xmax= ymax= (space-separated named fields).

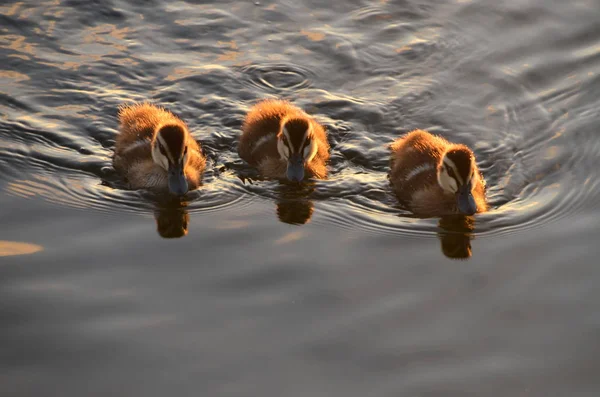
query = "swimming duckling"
xmin=238 ymin=99 xmax=329 ymax=182
xmin=389 ymin=129 xmax=487 ymax=216
xmin=113 ymin=103 xmax=206 ymax=196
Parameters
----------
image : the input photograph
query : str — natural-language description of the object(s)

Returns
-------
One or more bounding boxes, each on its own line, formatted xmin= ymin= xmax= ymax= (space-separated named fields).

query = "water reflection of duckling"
xmin=153 ymin=200 xmax=190 ymax=239
xmin=238 ymin=99 xmax=330 ymax=182
xmin=276 ymin=199 xmax=314 ymax=225
xmin=273 ymin=182 xmax=315 ymax=225
xmin=389 ymin=129 xmax=487 ymax=216
xmin=154 ymin=207 xmax=189 ymax=238
xmin=113 ymin=103 xmax=206 ymax=196
xmin=438 ymin=215 xmax=475 ymax=259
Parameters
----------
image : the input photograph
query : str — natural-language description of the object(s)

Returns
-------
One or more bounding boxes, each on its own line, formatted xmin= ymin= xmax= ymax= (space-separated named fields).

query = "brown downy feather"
xmin=238 ymin=99 xmax=329 ymax=180
xmin=113 ymin=103 xmax=206 ymax=192
xmin=389 ymin=129 xmax=487 ymax=216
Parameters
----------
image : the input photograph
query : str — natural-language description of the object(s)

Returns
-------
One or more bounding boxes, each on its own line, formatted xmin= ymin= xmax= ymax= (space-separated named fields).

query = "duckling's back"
xmin=239 ymin=99 xmax=306 ymax=165
xmin=390 ymin=129 xmax=488 ymax=215
xmin=389 ymin=130 xmax=449 ymax=203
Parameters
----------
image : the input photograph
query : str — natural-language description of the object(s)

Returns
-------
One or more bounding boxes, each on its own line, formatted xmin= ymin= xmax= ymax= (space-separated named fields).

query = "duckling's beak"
xmin=168 ymin=163 xmax=188 ymax=196
xmin=286 ymin=153 xmax=305 ymax=182
xmin=456 ymin=181 xmax=477 ymax=215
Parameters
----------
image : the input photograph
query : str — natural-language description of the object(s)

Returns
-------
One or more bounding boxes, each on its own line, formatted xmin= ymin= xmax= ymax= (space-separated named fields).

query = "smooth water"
xmin=1 ymin=0 xmax=600 ymax=395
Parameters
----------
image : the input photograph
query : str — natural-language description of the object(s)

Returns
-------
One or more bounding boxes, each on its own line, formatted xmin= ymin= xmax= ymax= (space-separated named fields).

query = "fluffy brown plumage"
xmin=238 ymin=99 xmax=329 ymax=181
xmin=389 ymin=129 xmax=487 ymax=216
xmin=113 ymin=103 xmax=206 ymax=195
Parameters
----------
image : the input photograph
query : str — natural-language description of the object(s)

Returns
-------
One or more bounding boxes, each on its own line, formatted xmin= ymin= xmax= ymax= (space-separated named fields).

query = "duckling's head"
xmin=152 ymin=124 xmax=190 ymax=196
xmin=277 ymin=117 xmax=318 ymax=182
xmin=437 ymin=147 xmax=478 ymax=215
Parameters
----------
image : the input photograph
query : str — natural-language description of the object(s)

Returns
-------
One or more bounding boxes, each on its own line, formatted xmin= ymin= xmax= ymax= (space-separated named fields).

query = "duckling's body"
xmin=239 ymin=99 xmax=329 ymax=181
xmin=113 ymin=103 xmax=206 ymax=195
xmin=389 ymin=129 xmax=487 ymax=216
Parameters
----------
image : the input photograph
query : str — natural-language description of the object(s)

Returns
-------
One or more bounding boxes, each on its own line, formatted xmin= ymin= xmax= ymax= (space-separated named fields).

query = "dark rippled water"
xmin=2 ymin=0 xmax=600 ymax=395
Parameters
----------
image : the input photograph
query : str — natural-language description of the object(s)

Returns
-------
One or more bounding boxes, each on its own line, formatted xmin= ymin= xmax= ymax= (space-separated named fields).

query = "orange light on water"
xmin=0 ymin=241 xmax=43 ymax=257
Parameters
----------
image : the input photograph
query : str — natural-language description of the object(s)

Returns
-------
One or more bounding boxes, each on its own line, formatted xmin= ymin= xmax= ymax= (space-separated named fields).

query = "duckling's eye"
xmin=446 ymin=166 xmax=457 ymax=181
xmin=302 ymin=139 xmax=312 ymax=152
xmin=158 ymin=142 xmax=167 ymax=156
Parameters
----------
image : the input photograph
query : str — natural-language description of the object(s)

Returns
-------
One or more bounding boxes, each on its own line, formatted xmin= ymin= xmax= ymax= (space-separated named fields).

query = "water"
xmin=1 ymin=0 xmax=600 ymax=395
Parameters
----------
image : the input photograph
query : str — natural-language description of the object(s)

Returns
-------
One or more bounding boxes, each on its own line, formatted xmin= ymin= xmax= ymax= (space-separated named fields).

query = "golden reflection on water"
xmin=0 ymin=2 xmax=23 ymax=17
xmin=0 ymin=70 xmax=30 ymax=84
xmin=165 ymin=65 xmax=228 ymax=81
xmin=16 ymin=114 xmax=60 ymax=130
xmin=0 ymin=241 xmax=43 ymax=257
xmin=274 ymin=231 xmax=305 ymax=245
xmin=544 ymin=145 xmax=559 ymax=160
xmin=216 ymin=220 xmax=251 ymax=230
xmin=7 ymin=53 xmax=30 ymax=61
xmin=2 ymin=35 xmax=37 ymax=56
xmin=38 ymin=60 xmax=82 ymax=71
xmin=395 ymin=45 xmax=412 ymax=54
xmin=217 ymin=51 xmax=240 ymax=62
xmin=218 ymin=40 xmax=238 ymax=50
xmin=300 ymin=30 xmax=326 ymax=42
xmin=84 ymin=24 xmax=131 ymax=43
xmin=6 ymin=176 xmax=92 ymax=210
xmin=0 ymin=6 xmax=136 ymax=69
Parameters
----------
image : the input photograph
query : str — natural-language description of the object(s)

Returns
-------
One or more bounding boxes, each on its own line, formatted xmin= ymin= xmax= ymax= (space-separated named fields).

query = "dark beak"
xmin=168 ymin=163 xmax=188 ymax=196
xmin=456 ymin=181 xmax=477 ymax=215
xmin=286 ymin=153 xmax=305 ymax=182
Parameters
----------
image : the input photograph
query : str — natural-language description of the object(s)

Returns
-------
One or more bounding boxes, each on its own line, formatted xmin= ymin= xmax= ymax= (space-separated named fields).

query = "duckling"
xmin=238 ymin=99 xmax=329 ymax=182
xmin=389 ymin=129 xmax=487 ymax=216
xmin=113 ymin=103 xmax=206 ymax=196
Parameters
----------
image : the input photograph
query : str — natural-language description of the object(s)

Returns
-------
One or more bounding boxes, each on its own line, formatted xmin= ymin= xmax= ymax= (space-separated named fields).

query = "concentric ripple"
xmin=0 ymin=118 xmax=252 ymax=219
xmin=240 ymin=63 xmax=315 ymax=93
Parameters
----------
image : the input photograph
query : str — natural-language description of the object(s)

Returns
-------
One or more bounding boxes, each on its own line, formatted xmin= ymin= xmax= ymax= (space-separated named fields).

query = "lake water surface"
xmin=2 ymin=0 xmax=600 ymax=396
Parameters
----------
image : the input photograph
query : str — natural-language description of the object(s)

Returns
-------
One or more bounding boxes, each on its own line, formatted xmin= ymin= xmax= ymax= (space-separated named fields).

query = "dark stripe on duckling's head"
xmin=281 ymin=118 xmax=311 ymax=154
xmin=157 ymin=124 xmax=186 ymax=163
xmin=444 ymin=147 xmax=473 ymax=184
xmin=155 ymin=124 xmax=189 ymax=196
